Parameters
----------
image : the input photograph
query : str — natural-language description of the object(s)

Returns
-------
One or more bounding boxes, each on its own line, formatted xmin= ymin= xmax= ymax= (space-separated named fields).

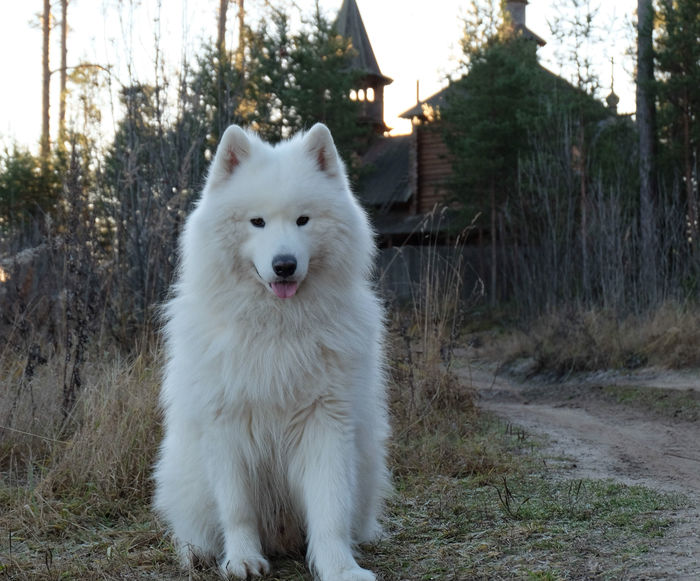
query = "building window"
xmin=367 ymin=87 xmax=375 ymax=102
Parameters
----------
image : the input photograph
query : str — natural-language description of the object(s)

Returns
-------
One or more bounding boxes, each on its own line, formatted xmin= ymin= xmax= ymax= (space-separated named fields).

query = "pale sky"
xmin=0 ymin=0 xmax=637 ymax=151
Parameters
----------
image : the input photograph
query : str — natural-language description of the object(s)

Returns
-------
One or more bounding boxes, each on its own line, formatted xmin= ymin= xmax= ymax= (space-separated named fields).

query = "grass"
xmin=479 ymin=301 xmax=700 ymax=376
xmin=0 ymin=288 xmax=695 ymax=579
xmin=601 ymin=384 xmax=700 ymax=422
xmin=371 ymin=473 xmax=686 ymax=581
xmin=0 ymin=344 xmax=690 ymax=580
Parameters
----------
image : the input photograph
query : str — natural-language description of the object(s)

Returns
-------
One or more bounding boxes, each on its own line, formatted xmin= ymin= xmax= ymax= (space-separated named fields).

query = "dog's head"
xmin=184 ymin=124 xmax=373 ymax=301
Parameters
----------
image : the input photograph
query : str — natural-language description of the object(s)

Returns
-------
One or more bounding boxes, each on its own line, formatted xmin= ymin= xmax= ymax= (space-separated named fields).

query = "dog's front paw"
xmin=219 ymin=553 xmax=270 ymax=579
xmin=324 ymin=566 xmax=376 ymax=581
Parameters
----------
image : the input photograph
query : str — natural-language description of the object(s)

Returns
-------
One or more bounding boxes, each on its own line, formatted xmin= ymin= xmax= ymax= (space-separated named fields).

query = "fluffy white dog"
xmin=153 ymin=123 xmax=390 ymax=581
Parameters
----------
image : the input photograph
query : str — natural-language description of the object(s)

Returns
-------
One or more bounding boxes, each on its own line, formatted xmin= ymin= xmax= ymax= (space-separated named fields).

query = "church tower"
xmin=335 ymin=0 xmax=393 ymax=134
xmin=505 ymin=0 xmax=547 ymax=46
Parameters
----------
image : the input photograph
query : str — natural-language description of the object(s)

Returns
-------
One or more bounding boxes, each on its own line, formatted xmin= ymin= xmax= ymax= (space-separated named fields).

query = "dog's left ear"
xmin=303 ymin=123 xmax=341 ymax=178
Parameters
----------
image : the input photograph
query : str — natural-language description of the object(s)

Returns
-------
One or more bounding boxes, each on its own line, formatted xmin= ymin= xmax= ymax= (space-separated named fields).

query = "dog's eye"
xmin=250 ymin=217 xmax=265 ymax=228
xmin=296 ymin=216 xmax=309 ymax=227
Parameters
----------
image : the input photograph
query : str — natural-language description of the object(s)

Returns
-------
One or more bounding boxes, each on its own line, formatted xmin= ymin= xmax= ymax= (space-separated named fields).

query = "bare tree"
xmin=41 ymin=0 xmax=51 ymax=159
xmin=637 ymin=0 xmax=657 ymax=298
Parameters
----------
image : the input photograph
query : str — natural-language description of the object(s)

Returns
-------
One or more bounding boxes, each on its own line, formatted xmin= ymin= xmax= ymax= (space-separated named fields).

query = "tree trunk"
xmin=636 ymin=0 xmax=657 ymax=303
xmin=578 ymin=121 xmax=589 ymax=300
xmin=681 ymin=89 xmax=697 ymax=238
xmin=235 ymin=0 xmax=245 ymax=71
xmin=41 ymin=0 xmax=51 ymax=159
xmin=217 ymin=0 xmax=228 ymax=53
xmin=490 ymin=179 xmax=497 ymax=307
xmin=59 ymin=0 xmax=68 ymax=147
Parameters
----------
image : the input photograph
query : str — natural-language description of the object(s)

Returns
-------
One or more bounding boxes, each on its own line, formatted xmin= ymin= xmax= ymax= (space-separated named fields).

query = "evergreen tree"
xmin=0 ymin=146 xmax=60 ymax=237
xmin=444 ymin=1 xmax=615 ymax=302
xmin=191 ymin=44 xmax=247 ymax=152
xmin=655 ymin=0 xmax=700 ymax=239
xmin=443 ymin=29 xmax=546 ymax=302
xmin=286 ymin=7 xmax=370 ymax=161
xmin=243 ymin=11 xmax=298 ymax=142
xmin=245 ymin=5 xmax=369 ymax=161
xmin=191 ymin=4 xmax=367 ymax=164
xmin=444 ymin=35 xmax=545 ymax=221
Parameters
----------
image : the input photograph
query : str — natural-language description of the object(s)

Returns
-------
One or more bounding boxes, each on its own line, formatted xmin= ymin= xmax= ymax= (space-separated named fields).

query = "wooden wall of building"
xmin=416 ymin=125 xmax=453 ymax=214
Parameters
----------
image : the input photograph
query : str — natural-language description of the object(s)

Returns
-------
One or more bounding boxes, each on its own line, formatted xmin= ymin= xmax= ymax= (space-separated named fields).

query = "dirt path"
xmin=457 ymin=361 xmax=700 ymax=579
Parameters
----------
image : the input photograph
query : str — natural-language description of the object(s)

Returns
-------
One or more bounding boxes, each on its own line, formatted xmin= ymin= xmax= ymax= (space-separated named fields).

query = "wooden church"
xmin=335 ymin=0 xmax=618 ymax=250
xmin=334 ymin=0 xmax=623 ymax=301
xmin=333 ymin=0 xmax=518 ymax=247
xmin=334 ymin=0 xmax=393 ymax=135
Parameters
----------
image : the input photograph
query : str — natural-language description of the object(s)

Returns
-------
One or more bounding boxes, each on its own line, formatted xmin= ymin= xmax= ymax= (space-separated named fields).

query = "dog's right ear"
xmin=207 ymin=125 xmax=251 ymax=187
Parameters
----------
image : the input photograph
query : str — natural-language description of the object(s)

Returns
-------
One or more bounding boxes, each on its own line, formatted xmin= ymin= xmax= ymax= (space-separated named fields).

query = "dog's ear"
xmin=208 ymin=125 xmax=251 ymax=186
xmin=303 ymin=123 xmax=341 ymax=178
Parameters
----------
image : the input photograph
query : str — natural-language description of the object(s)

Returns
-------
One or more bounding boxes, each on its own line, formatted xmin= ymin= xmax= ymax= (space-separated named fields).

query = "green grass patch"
xmin=370 ymin=462 xmax=687 ymax=580
xmin=601 ymin=384 xmax=700 ymax=422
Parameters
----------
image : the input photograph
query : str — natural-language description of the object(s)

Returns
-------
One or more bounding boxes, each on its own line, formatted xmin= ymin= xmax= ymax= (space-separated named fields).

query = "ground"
xmin=460 ymin=353 xmax=700 ymax=579
xmin=3 ymin=347 xmax=700 ymax=579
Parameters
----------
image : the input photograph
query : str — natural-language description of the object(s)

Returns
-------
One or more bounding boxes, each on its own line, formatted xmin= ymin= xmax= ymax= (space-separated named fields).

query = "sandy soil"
xmin=457 ymin=360 xmax=700 ymax=580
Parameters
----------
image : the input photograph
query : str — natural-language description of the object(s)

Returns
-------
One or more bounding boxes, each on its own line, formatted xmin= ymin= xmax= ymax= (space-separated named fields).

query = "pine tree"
xmin=41 ymin=0 xmax=51 ymax=159
xmin=655 ymin=0 xmax=700 ymax=241
xmin=0 ymin=147 xmax=60 ymax=235
xmin=244 ymin=6 xmax=368 ymax=161
xmin=637 ymin=0 xmax=657 ymax=299
xmin=286 ymin=7 xmax=369 ymax=160
xmin=443 ymin=31 xmax=546 ymax=302
xmin=59 ymin=0 xmax=69 ymax=147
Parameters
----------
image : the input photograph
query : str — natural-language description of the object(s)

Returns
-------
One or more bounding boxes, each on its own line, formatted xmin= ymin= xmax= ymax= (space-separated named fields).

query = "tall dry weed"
xmin=39 ymin=351 xmax=161 ymax=510
xmin=384 ymin=209 xmax=491 ymax=477
xmin=1 ymin=348 xmax=162 ymax=528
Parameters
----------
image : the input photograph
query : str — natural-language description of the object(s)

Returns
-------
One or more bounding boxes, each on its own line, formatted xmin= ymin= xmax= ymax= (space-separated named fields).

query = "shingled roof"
xmin=357 ymin=135 xmax=411 ymax=209
xmin=399 ymin=85 xmax=453 ymax=121
xmin=334 ymin=0 xmax=392 ymax=85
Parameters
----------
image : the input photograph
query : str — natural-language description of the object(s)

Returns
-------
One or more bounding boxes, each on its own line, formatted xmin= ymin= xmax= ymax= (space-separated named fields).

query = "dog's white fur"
xmin=153 ymin=124 xmax=390 ymax=581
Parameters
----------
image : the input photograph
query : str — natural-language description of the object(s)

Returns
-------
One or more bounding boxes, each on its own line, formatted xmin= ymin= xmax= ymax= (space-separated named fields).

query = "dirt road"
xmin=458 ymin=361 xmax=700 ymax=579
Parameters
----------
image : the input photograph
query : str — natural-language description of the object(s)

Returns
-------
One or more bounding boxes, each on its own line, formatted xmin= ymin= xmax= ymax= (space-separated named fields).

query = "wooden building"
xmin=337 ymin=0 xmax=614 ymax=249
xmin=334 ymin=0 xmax=393 ymax=134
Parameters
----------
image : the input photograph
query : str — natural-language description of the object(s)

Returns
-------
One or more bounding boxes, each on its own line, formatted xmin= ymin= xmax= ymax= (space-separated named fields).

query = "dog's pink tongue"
xmin=271 ymin=282 xmax=298 ymax=299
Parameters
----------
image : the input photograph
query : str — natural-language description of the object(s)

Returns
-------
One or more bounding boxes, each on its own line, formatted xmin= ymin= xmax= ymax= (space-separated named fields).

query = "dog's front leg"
xmin=289 ymin=401 xmax=376 ymax=581
xmin=201 ymin=423 xmax=270 ymax=579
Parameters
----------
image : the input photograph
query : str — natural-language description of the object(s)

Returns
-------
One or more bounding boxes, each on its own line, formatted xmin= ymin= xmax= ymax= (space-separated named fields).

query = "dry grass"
xmin=0 ymin=257 xmax=693 ymax=579
xmin=492 ymin=301 xmax=700 ymax=376
xmin=38 ymin=352 xmax=161 ymax=509
xmin=0 ymin=330 xmax=690 ymax=580
xmin=382 ymin=224 xmax=512 ymax=482
xmin=388 ymin=329 xmax=515 ymax=481
xmin=0 ymin=348 xmax=165 ymax=579
xmin=0 ymin=350 xmax=161 ymax=519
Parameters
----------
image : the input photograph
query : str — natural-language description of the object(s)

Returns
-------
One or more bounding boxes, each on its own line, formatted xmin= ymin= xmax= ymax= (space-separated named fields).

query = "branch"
xmin=50 ymin=63 xmax=113 ymax=78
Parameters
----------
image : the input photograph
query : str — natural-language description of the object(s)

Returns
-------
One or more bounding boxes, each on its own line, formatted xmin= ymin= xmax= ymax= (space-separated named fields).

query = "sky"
xmin=0 ymin=0 xmax=637 ymax=151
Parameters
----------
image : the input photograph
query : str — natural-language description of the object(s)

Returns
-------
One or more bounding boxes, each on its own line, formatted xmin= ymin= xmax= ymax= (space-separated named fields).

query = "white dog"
xmin=153 ymin=123 xmax=390 ymax=581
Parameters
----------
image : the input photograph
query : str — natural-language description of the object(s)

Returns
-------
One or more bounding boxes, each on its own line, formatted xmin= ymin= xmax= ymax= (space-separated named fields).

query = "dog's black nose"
xmin=272 ymin=254 xmax=297 ymax=278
